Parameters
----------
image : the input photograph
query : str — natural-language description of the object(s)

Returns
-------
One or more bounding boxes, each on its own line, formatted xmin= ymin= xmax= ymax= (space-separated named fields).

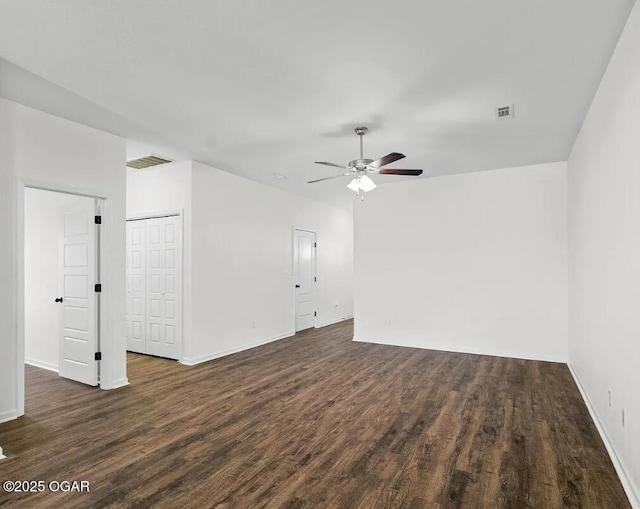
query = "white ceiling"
xmin=0 ymin=0 xmax=634 ymax=209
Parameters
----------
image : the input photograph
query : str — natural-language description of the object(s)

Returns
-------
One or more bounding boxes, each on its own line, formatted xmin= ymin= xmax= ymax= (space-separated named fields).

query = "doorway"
xmin=126 ymin=215 xmax=183 ymax=360
xmin=23 ymin=187 xmax=104 ymax=390
xmin=293 ymin=228 xmax=316 ymax=332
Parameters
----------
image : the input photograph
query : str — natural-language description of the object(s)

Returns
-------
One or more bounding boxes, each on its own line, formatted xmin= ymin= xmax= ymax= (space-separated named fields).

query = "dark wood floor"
xmin=0 ymin=320 xmax=630 ymax=508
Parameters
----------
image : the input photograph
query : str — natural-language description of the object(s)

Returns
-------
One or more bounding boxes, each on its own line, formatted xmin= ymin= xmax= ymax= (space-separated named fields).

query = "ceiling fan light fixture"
xmin=346 ymin=175 xmax=376 ymax=194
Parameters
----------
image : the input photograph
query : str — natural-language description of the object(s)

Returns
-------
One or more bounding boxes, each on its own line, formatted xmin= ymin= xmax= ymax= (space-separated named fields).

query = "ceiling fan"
xmin=308 ymin=126 xmax=423 ymax=200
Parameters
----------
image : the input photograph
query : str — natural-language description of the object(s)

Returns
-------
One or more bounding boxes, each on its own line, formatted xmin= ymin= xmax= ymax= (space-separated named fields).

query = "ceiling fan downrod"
xmin=355 ymin=126 xmax=368 ymax=160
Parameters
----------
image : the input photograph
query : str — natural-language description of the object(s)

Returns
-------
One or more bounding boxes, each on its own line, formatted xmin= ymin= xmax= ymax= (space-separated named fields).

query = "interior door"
xmin=145 ymin=216 xmax=182 ymax=360
xmin=294 ymin=229 xmax=316 ymax=332
xmin=126 ymin=220 xmax=146 ymax=353
xmin=58 ymin=201 xmax=98 ymax=385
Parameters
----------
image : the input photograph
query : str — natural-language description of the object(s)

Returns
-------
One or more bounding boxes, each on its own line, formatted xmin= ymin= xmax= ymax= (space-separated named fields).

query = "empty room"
xmin=0 ymin=1 xmax=639 ymax=508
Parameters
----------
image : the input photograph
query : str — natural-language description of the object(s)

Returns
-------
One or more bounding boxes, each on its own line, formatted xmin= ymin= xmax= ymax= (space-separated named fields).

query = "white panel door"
xmin=294 ymin=229 xmax=316 ymax=332
xmin=58 ymin=202 xmax=98 ymax=385
xmin=145 ymin=216 xmax=182 ymax=360
xmin=126 ymin=220 xmax=146 ymax=353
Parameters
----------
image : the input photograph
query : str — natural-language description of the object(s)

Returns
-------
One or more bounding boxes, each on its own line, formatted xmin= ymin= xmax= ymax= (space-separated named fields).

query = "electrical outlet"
xmin=608 ymin=390 xmax=612 ymax=407
xmin=251 ymin=321 xmax=256 ymax=329
xmin=622 ymin=408 xmax=626 ymax=428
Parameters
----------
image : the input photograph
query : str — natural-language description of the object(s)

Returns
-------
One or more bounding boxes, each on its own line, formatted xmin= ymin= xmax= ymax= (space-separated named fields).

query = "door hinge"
xmin=95 ymin=284 xmax=102 ymax=293
xmin=314 ymin=311 xmax=317 ymax=317
xmin=95 ymin=352 xmax=102 ymax=361
xmin=314 ymin=276 xmax=317 ymax=282
xmin=95 ymin=215 xmax=102 ymax=225
xmin=314 ymin=242 xmax=316 ymax=248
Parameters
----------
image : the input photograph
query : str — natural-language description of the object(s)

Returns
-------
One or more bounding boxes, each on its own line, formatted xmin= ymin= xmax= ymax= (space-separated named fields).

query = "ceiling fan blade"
xmin=368 ymin=152 xmax=405 ymax=169
xmin=308 ymin=174 xmax=348 ymax=184
xmin=378 ymin=169 xmax=423 ymax=176
xmin=314 ymin=161 xmax=346 ymax=169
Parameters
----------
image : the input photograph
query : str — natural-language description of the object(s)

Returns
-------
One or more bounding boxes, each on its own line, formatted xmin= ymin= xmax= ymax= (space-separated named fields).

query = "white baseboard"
xmin=568 ymin=363 xmax=639 ymax=509
xmin=25 ymin=358 xmax=59 ymax=373
xmin=182 ymin=331 xmax=294 ymax=366
xmin=352 ymin=336 xmax=566 ymax=364
xmin=102 ymin=377 xmax=129 ymax=390
xmin=316 ymin=316 xmax=354 ymax=329
xmin=0 ymin=409 xmax=19 ymax=424
xmin=0 ymin=446 xmax=5 ymax=461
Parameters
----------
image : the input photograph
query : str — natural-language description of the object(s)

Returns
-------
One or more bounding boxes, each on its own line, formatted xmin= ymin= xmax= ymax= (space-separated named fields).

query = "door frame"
xmin=126 ymin=209 xmax=184 ymax=361
xmin=292 ymin=227 xmax=317 ymax=333
xmin=16 ymin=178 xmax=111 ymax=416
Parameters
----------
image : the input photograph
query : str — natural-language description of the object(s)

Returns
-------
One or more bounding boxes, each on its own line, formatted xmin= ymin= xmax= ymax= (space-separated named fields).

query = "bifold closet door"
xmin=126 ymin=216 xmax=182 ymax=360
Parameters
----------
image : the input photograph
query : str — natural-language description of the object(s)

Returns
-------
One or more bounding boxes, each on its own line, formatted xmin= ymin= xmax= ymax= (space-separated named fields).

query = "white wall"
xmin=126 ymin=161 xmax=193 ymax=359
xmin=190 ymin=161 xmax=353 ymax=362
xmin=354 ymin=162 xmax=568 ymax=362
xmin=0 ymin=99 xmax=14 ymax=422
xmin=127 ymin=161 xmax=353 ymax=364
xmin=0 ymin=98 xmax=127 ymax=423
xmin=24 ymin=188 xmax=93 ymax=371
xmin=568 ymin=2 xmax=640 ymax=504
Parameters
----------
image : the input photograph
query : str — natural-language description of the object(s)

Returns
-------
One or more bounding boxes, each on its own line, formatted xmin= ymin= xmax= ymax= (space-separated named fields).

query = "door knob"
xmin=295 ymin=284 xmax=300 ymax=288
xmin=55 ymin=297 xmax=63 ymax=303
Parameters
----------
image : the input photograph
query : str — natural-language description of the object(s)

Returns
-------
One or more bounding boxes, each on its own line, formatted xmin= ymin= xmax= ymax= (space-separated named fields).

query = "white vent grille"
xmin=126 ymin=154 xmax=173 ymax=169
xmin=496 ymin=105 xmax=514 ymax=120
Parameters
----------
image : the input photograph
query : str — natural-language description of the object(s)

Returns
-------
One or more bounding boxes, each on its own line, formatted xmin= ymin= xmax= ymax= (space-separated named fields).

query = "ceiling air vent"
xmin=126 ymin=154 xmax=173 ymax=169
xmin=495 ymin=105 xmax=514 ymax=120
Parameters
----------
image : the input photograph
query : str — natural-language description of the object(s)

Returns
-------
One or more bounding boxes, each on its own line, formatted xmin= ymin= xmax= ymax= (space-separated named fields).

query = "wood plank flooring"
xmin=0 ymin=320 xmax=630 ymax=508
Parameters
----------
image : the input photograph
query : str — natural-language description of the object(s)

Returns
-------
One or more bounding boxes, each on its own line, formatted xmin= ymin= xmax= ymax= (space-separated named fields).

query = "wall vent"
xmin=495 ymin=105 xmax=514 ymax=120
xmin=126 ymin=154 xmax=173 ymax=169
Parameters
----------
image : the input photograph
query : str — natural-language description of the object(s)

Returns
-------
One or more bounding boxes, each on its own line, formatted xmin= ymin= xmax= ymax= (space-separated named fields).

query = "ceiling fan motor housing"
xmin=349 ymin=158 xmax=374 ymax=170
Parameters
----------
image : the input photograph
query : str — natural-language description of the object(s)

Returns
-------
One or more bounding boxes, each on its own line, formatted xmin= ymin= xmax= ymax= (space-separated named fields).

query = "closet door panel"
xmin=145 ymin=216 xmax=182 ymax=360
xmin=126 ymin=220 xmax=147 ymax=353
